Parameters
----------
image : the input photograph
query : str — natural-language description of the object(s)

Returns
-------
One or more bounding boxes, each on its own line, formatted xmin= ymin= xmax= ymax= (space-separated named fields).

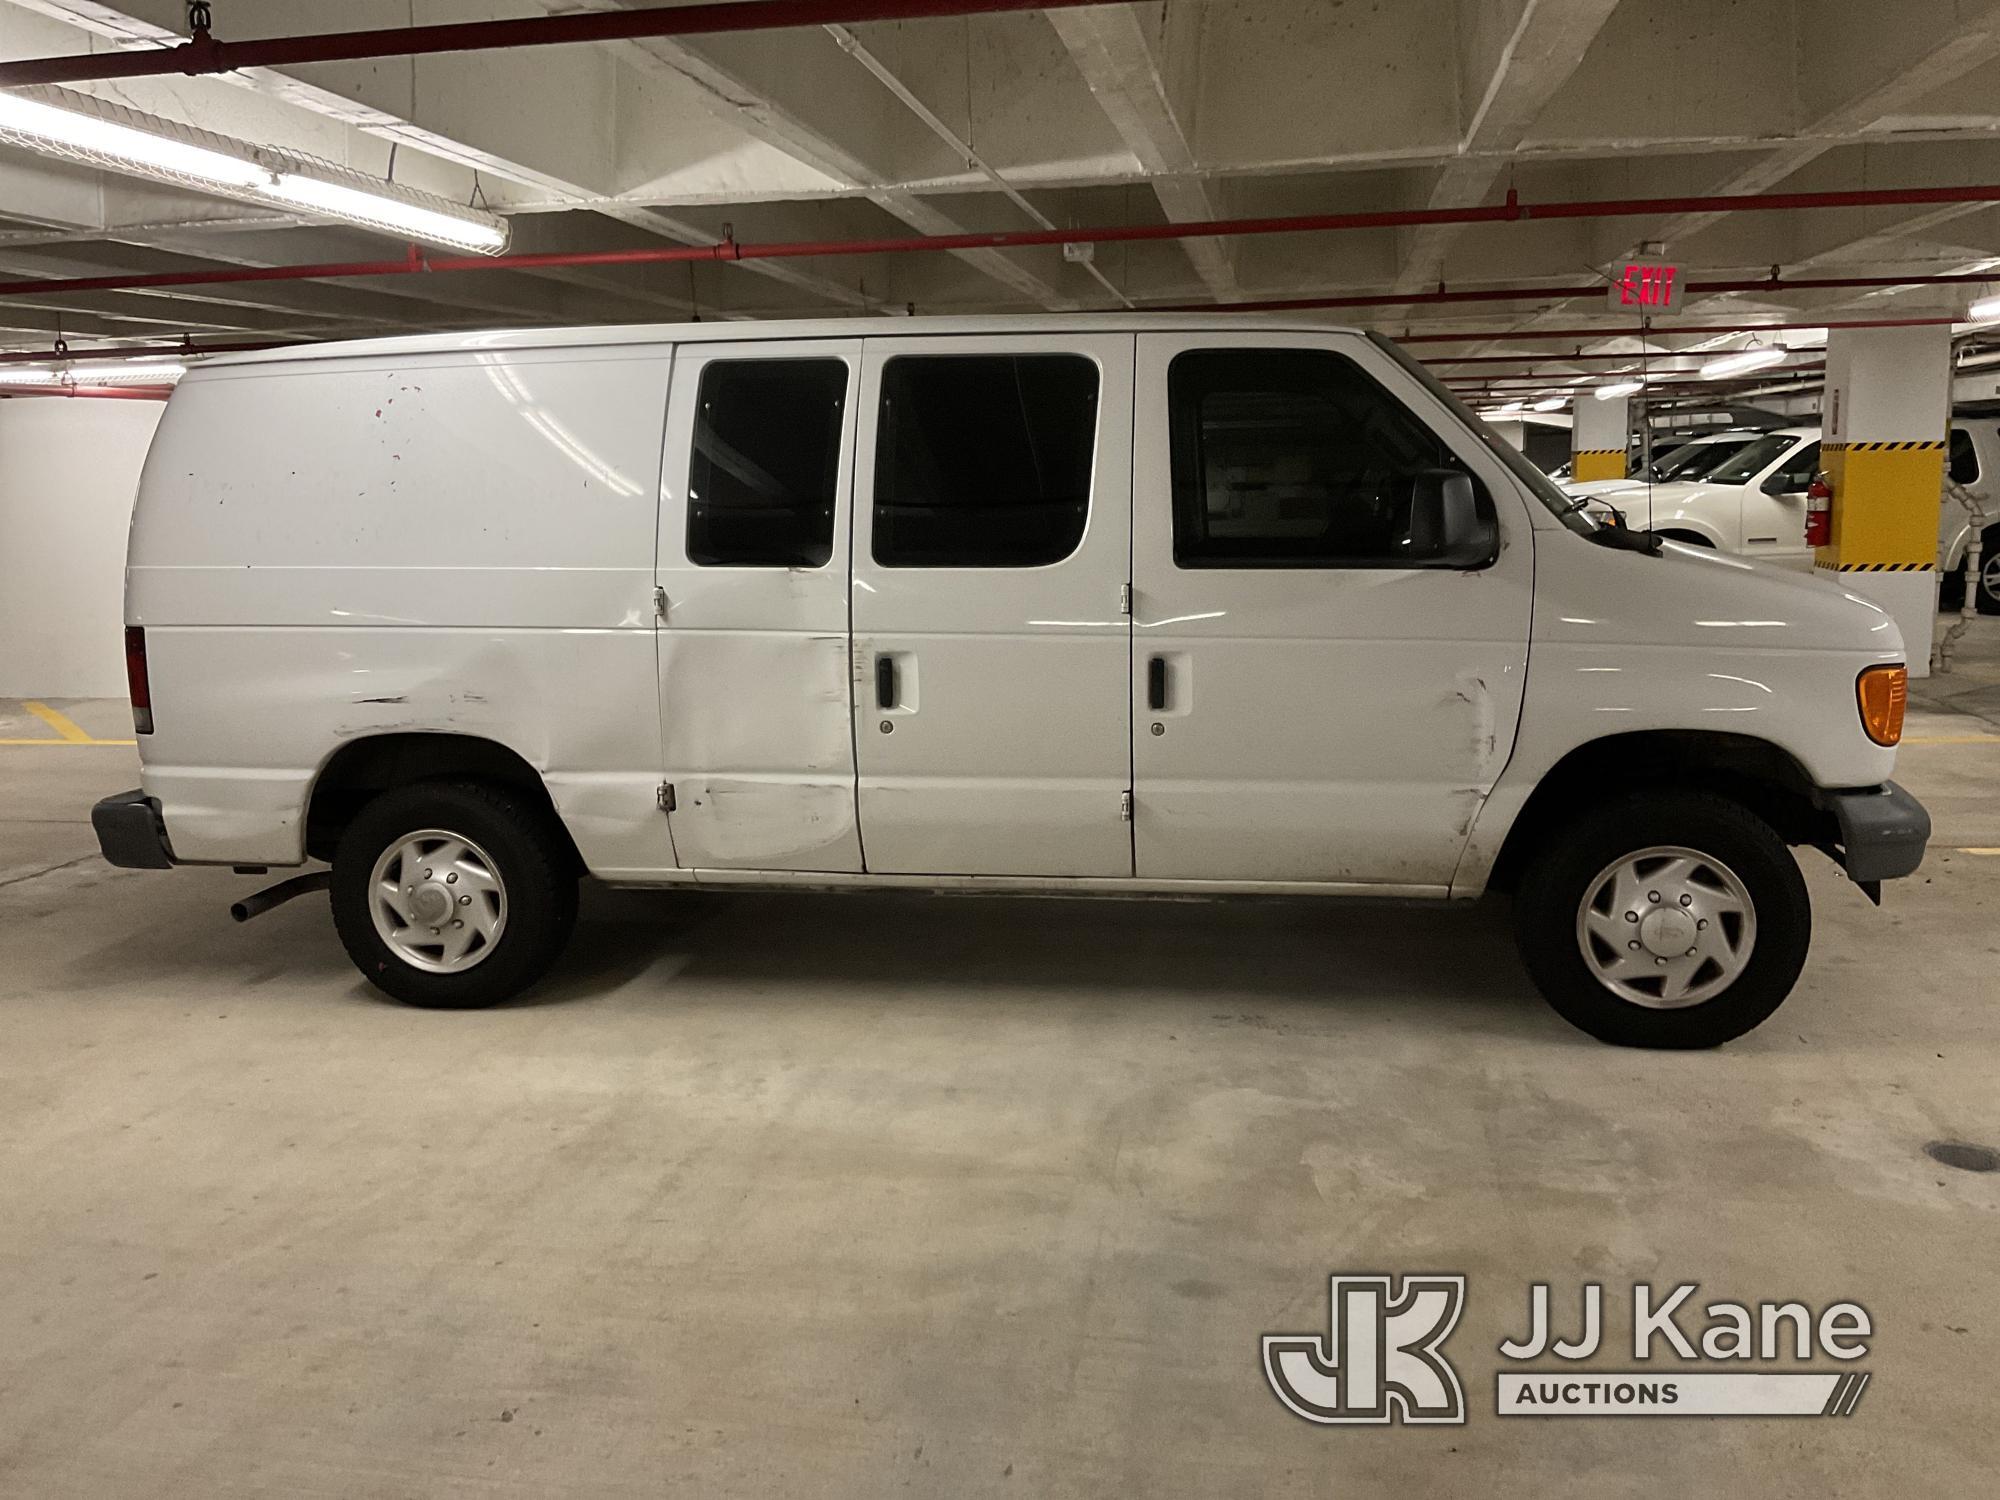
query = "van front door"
xmin=849 ymin=335 xmax=1134 ymax=877
xmin=1130 ymin=331 xmax=1533 ymax=889
xmin=656 ymin=340 xmax=863 ymax=872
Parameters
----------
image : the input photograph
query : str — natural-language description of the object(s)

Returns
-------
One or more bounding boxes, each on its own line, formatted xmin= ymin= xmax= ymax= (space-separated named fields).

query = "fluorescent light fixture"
xmin=264 ymin=173 xmax=508 ymax=254
xmin=0 ymin=91 xmax=267 ymax=189
xmin=1495 ymin=400 xmax=1525 ymax=415
xmin=0 ymin=87 xmax=509 ymax=254
xmin=1970 ymin=293 xmax=2000 ymax=323
xmin=1701 ymin=346 xmax=1789 ymax=379
xmin=1596 ymin=379 xmax=1645 ymax=400
xmin=1531 ymin=395 xmax=1568 ymax=412
xmin=0 ymin=362 xmax=184 ymax=386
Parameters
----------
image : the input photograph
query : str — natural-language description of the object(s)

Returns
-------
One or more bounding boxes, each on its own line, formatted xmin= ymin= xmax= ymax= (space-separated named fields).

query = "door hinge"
xmin=1119 ymin=582 xmax=1132 ymax=616
xmin=653 ymin=586 xmax=668 ymax=620
xmin=1120 ymin=790 xmax=1134 ymax=821
xmin=657 ymin=782 xmax=676 ymax=813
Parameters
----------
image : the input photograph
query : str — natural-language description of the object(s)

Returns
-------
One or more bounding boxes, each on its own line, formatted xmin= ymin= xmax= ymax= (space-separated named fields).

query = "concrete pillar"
xmin=1816 ymin=324 xmax=1950 ymax=677
xmin=1570 ymin=393 xmax=1628 ymax=482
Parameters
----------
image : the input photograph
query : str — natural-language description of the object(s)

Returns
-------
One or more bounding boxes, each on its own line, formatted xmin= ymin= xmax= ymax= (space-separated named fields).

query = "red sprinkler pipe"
xmin=1445 ymin=369 xmax=1827 ymax=390
xmin=1396 ymin=316 xmax=1963 ymax=344
xmin=4 ymin=185 xmax=2000 ymax=301
xmin=0 ymin=0 xmax=1113 ymax=88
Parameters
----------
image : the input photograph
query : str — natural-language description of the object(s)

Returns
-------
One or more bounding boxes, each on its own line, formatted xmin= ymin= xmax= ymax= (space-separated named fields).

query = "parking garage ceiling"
xmin=2 ymin=0 xmax=1999 ymax=397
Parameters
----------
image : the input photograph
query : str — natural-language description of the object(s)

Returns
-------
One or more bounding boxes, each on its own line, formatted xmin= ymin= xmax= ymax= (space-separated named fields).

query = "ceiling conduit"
xmin=0 ymin=0 xmax=1115 ymax=88
xmin=2 ymin=183 xmax=1999 ymax=302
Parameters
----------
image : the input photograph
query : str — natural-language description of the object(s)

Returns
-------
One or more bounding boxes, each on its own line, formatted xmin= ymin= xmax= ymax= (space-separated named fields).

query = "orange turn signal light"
xmin=1857 ymin=665 xmax=1907 ymax=747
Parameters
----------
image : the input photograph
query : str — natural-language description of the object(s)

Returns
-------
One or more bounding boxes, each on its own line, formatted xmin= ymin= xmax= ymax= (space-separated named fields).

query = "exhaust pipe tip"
xmin=230 ymin=870 xmax=331 ymax=923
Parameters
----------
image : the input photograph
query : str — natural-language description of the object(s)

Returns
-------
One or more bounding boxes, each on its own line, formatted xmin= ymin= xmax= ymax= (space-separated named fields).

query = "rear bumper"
xmin=1823 ymin=780 xmax=1929 ymax=884
xmin=92 ymin=788 xmax=176 ymax=870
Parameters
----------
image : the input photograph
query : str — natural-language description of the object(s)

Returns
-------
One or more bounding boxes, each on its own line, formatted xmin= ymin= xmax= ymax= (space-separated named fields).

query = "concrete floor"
xmin=2 ymin=640 xmax=1999 ymax=1498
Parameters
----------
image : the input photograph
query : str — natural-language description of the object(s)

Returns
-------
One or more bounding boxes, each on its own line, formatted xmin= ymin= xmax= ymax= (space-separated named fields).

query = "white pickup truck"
xmin=1577 ymin=417 xmax=2000 ymax=599
xmin=1578 ymin=427 xmax=1823 ymax=556
xmin=92 ymin=317 xmax=1929 ymax=1048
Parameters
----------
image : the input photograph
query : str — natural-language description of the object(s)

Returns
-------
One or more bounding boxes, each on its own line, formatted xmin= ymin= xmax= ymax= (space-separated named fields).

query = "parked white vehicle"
xmin=1937 ymin=415 xmax=2000 ymax=613
xmin=95 ymin=317 xmax=1928 ymax=1048
xmin=1577 ymin=427 xmax=1822 ymax=555
xmin=1564 ymin=428 xmax=1774 ymax=499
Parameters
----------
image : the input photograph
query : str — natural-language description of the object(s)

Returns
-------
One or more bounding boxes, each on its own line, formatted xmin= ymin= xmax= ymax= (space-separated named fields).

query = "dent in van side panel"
xmin=658 ymin=629 xmax=861 ymax=871
xmin=138 ymin=627 xmax=667 ymax=874
xmin=652 ymin=338 xmax=866 ymax=875
xmin=1449 ymin=533 xmax=1904 ymax=896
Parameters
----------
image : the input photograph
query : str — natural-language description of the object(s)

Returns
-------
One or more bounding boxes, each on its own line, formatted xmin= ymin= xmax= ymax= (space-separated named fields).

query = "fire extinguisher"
xmin=1804 ymin=471 xmax=1833 ymax=548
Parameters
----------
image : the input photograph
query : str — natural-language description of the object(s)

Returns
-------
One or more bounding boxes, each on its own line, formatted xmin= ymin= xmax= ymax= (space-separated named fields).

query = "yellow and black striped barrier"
xmin=1815 ymin=438 xmax=1947 ymax=571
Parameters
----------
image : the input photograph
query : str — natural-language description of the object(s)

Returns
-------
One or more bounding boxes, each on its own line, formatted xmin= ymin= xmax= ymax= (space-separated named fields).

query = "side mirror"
xmin=1409 ymin=469 xmax=1497 ymax=567
xmin=1762 ymin=472 xmax=1801 ymax=496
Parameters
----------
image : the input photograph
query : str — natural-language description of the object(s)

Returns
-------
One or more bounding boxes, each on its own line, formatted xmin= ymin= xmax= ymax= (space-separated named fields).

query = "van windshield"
xmin=1703 ymin=433 xmax=1798 ymax=487
xmin=1366 ymin=332 xmax=1596 ymax=534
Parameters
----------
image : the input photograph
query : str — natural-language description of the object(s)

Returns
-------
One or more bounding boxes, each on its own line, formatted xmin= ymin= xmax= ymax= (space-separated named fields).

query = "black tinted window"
xmin=1768 ymin=440 xmax=1820 ymax=493
xmin=872 ymin=354 xmax=1097 ymax=568
xmin=1707 ymin=434 xmax=1794 ymax=486
xmin=1169 ymin=347 xmax=1485 ymax=567
xmin=1950 ymin=427 xmax=1980 ymax=484
xmin=688 ymin=359 xmax=847 ymax=567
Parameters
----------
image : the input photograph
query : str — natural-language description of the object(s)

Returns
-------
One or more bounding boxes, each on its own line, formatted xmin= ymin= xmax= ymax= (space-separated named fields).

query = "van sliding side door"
xmin=848 ymin=334 xmax=1136 ymax=877
xmin=655 ymin=339 xmax=865 ymax=873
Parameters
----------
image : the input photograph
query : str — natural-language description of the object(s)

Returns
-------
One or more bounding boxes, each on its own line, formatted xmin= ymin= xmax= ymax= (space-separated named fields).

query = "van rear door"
xmin=656 ymin=339 xmax=864 ymax=872
xmin=1129 ymin=330 xmax=1533 ymax=888
xmin=849 ymin=334 xmax=1135 ymax=877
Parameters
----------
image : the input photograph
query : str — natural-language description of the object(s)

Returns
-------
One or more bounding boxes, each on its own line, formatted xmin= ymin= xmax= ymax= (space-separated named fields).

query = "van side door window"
xmin=1130 ymin=332 xmax=1533 ymax=887
xmin=656 ymin=342 xmax=864 ymax=873
xmin=871 ymin=353 xmax=1096 ymax=568
xmin=687 ymin=358 xmax=847 ymax=568
xmin=850 ymin=337 xmax=1135 ymax=878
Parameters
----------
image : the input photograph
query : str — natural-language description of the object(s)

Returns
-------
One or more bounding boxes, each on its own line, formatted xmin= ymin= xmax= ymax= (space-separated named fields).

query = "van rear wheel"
xmin=1514 ymin=791 xmax=1810 ymax=1048
xmin=331 ymin=780 xmax=577 ymax=1008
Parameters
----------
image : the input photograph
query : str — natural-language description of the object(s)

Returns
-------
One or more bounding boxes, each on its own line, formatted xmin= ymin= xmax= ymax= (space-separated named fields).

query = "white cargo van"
xmin=93 ymin=318 xmax=1928 ymax=1048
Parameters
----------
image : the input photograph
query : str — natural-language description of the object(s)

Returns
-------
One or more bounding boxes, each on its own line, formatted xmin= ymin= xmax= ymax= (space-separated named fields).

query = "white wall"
xmin=0 ymin=397 xmax=164 ymax=698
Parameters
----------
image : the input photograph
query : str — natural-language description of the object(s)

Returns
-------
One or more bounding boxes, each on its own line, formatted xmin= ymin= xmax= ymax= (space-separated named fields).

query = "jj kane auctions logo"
xmin=1264 ymin=1276 xmax=1873 ymax=1423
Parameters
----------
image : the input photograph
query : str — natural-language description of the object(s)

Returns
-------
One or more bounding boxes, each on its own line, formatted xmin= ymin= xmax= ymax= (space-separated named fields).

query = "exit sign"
xmin=1609 ymin=260 xmax=1683 ymax=313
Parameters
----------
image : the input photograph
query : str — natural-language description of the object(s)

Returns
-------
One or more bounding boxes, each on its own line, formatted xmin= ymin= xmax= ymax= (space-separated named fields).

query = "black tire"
xmin=1514 ymin=791 xmax=1810 ymax=1049
xmin=331 ymin=780 xmax=578 ymax=1008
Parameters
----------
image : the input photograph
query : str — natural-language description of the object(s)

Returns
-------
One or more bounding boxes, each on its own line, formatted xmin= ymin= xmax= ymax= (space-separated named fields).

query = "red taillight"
xmin=124 ymin=626 xmax=153 ymax=735
xmin=1804 ymin=473 xmax=1833 ymax=548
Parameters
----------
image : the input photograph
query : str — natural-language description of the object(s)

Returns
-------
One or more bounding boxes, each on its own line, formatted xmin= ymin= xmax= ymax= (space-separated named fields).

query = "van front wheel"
xmin=331 ymin=780 xmax=578 ymax=1008
xmin=1514 ymin=792 xmax=1810 ymax=1048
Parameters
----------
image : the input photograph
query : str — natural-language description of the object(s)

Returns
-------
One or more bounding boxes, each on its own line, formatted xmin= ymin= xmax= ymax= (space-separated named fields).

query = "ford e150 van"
xmin=92 ymin=317 xmax=1929 ymax=1048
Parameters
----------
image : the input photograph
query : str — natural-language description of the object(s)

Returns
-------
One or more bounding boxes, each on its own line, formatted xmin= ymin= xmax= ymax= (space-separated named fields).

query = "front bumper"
xmin=92 ymin=788 xmax=175 ymax=869
xmin=1823 ymin=780 xmax=1929 ymax=885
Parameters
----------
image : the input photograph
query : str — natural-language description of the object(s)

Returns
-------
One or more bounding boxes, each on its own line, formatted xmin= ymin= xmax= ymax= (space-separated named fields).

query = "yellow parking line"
xmin=1902 ymin=733 xmax=2000 ymax=745
xmin=22 ymin=700 xmax=93 ymax=743
xmin=0 ymin=738 xmax=137 ymax=746
xmin=1954 ymin=848 xmax=2000 ymax=856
